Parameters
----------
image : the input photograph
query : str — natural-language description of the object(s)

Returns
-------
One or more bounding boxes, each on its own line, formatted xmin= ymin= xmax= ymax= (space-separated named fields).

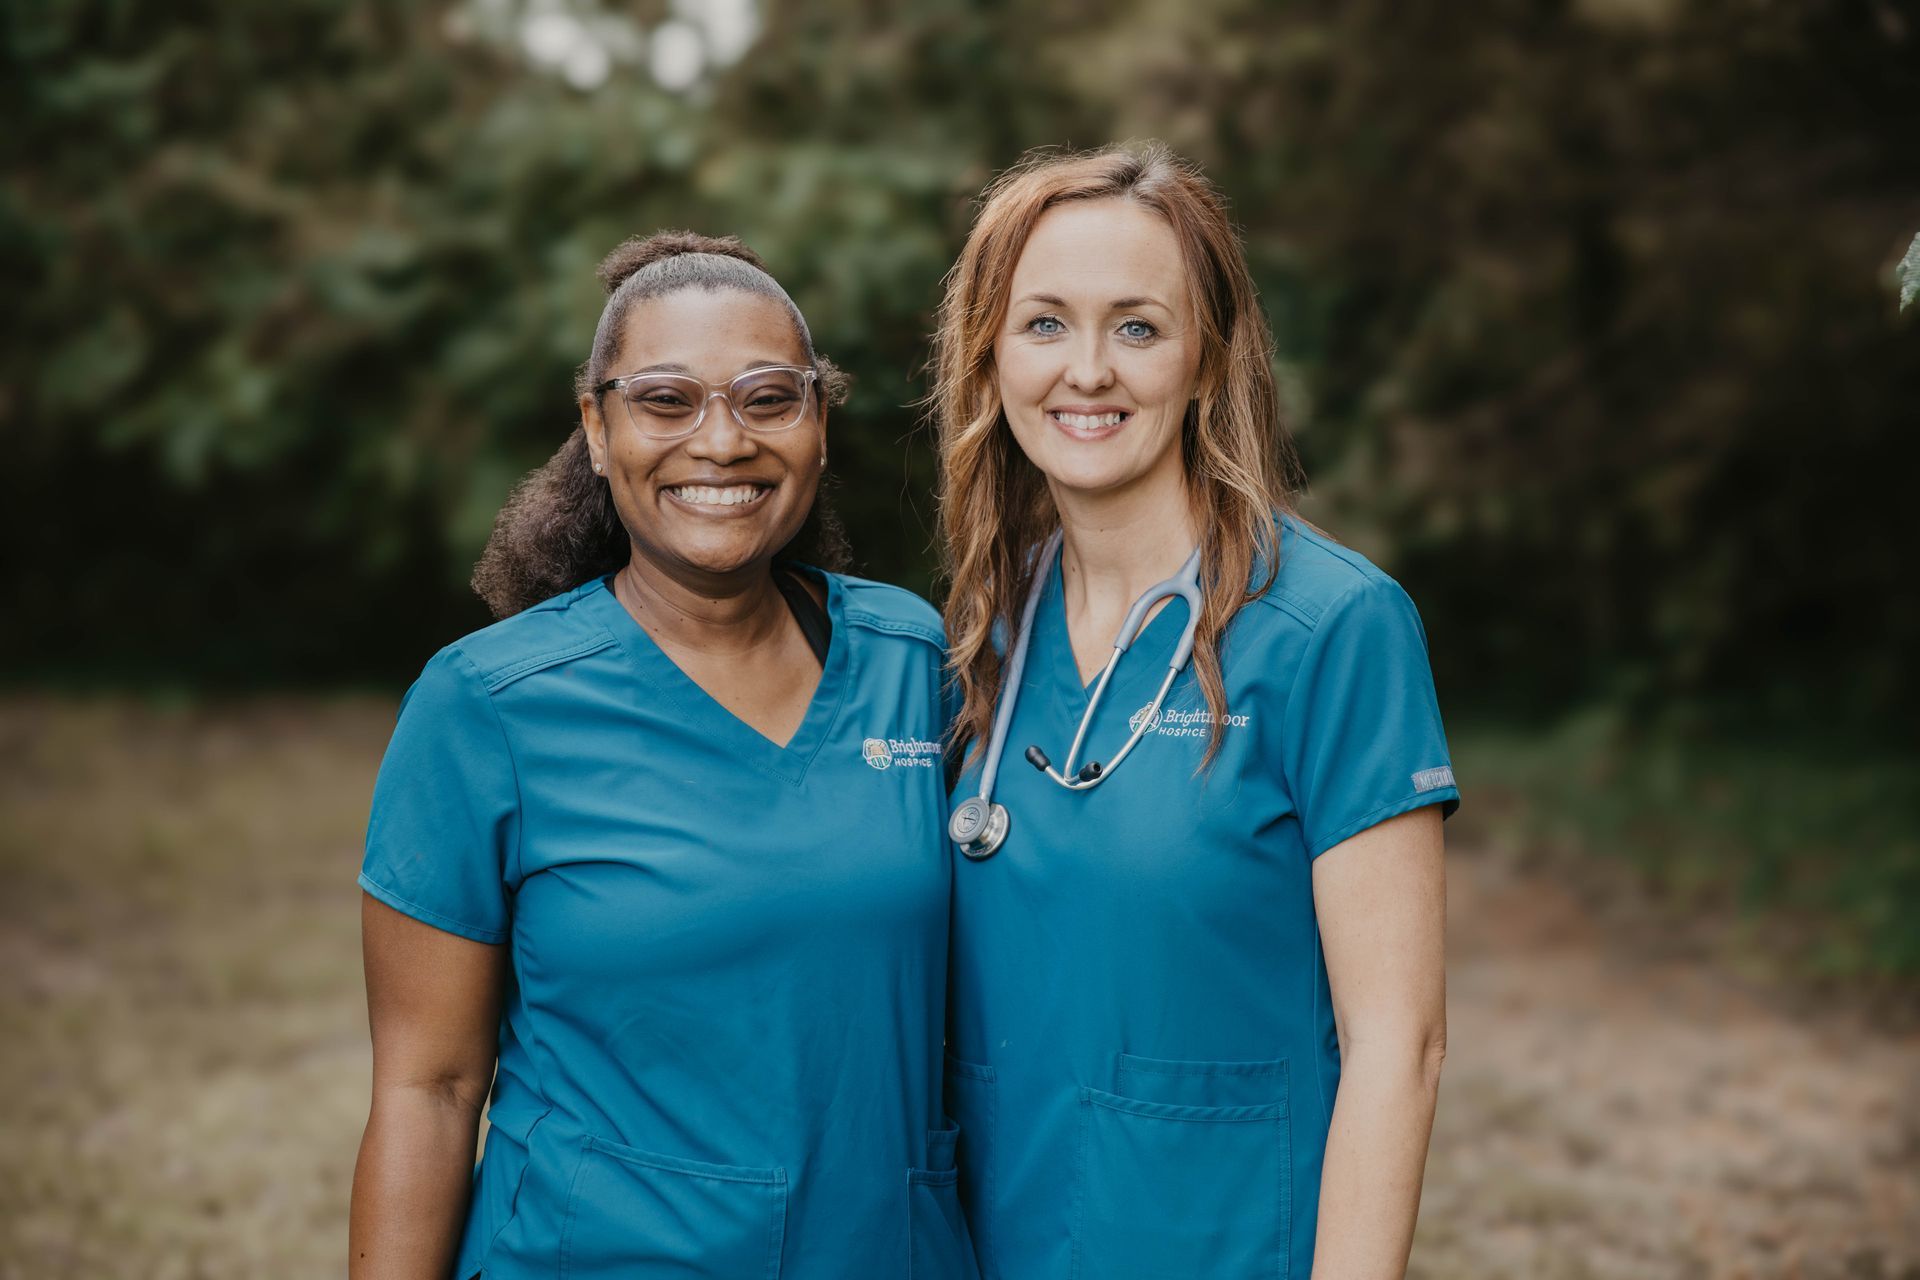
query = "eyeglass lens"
xmin=618 ymin=368 xmax=811 ymax=438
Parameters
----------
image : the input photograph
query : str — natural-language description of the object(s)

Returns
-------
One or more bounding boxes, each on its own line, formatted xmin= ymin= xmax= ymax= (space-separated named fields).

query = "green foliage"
xmin=5 ymin=0 xmax=1919 ymax=726
xmin=1197 ymin=0 xmax=1920 ymax=732
xmin=1900 ymin=230 xmax=1920 ymax=310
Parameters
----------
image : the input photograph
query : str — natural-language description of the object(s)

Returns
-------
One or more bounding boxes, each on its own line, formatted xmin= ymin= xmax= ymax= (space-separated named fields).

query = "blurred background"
xmin=3 ymin=1 xmax=1917 ymax=1276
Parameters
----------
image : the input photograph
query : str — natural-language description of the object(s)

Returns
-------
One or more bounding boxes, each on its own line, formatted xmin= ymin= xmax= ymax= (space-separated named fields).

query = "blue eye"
xmin=1119 ymin=319 xmax=1157 ymax=341
xmin=1027 ymin=315 xmax=1065 ymax=337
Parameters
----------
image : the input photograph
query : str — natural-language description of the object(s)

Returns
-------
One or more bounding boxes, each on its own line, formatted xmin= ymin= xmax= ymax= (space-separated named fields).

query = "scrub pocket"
xmin=457 ymin=1106 xmax=552 ymax=1279
xmin=943 ymin=1054 xmax=997 ymax=1278
xmin=1071 ymin=1055 xmax=1291 ymax=1280
xmin=907 ymin=1120 xmax=981 ymax=1280
xmin=558 ymin=1135 xmax=787 ymax=1280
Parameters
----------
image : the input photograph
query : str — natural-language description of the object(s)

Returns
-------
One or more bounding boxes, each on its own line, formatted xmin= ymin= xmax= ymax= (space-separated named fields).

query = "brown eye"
xmin=743 ymin=390 xmax=799 ymax=415
xmin=630 ymin=386 xmax=695 ymax=414
xmin=733 ymin=371 xmax=809 ymax=421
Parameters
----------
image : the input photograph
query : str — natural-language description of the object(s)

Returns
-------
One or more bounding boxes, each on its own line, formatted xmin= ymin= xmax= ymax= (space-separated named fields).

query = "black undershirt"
xmin=772 ymin=566 xmax=832 ymax=667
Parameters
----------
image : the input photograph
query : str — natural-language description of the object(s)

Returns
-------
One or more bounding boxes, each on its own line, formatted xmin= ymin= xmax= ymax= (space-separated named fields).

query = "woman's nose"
xmin=1063 ymin=335 xmax=1115 ymax=392
xmin=683 ymin=393 xmax=758 ymax=462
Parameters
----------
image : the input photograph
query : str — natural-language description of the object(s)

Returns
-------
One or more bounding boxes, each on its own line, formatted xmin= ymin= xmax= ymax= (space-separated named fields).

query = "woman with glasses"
xmin=934 ymin=146 xmax=1458 ymax=1279
xmin=349 ymin=231 xmax=975 ymax=1280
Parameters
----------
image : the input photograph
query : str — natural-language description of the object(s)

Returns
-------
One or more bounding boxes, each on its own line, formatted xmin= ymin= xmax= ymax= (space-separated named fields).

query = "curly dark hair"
xmin=471 ymin=231 xmax=851 ymax=619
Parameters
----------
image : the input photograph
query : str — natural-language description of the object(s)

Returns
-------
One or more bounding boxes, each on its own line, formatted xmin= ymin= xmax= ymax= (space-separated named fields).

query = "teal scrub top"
xmin=361 ymin=571 xmax=977 ymax=1280
xmin=946 ymin=519 xmax=1460 ymax=1280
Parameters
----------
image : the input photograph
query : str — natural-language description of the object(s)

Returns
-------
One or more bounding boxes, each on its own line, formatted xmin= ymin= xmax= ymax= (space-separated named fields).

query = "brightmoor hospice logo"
xmin=863 ymin=736 xmax=941 ymax=770
xmin=1128 ymin=703 xmax=1253 ymax=739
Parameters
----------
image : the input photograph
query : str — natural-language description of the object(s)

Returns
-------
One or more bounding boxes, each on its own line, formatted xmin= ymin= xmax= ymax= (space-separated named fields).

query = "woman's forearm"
xmin=348 ymin=1087 xmax=485 ymax=1279
xmin=1310 ymin=1034 xmax=1445 ymax=1280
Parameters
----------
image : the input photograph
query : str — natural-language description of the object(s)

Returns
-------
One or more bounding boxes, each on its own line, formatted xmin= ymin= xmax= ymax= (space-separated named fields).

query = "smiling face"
xmin=580 ymin=288 xmax=823 ymax=582
xmin=994 ymin=198 xmax=1202 ymax=503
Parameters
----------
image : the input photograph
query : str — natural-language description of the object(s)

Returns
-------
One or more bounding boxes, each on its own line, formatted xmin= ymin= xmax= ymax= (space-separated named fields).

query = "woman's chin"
xmin=1016 ymin=429 xmax=1180 ymax=502
xmin=650 ymin=527 xmax=792 ymax=580
xmin=1038 ymin=458 xmax=1158 ymax=501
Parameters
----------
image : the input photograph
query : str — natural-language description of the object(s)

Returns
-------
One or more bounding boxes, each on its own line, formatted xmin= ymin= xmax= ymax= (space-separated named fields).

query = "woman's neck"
xmin=1052 ymin=462 xmax=1198 ymax=621
xmin=614 ymin=554 xmax=788 ymax=657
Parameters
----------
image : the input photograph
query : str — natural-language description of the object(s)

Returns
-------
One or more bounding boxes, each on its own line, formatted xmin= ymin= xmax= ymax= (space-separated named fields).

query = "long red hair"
xmin=933 ymin=143 xmax=1305 ymax=767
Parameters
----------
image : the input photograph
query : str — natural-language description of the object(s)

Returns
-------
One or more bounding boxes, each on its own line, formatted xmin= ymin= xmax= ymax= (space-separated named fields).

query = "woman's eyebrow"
xmin=624 ymin=359 xmax=792 ymax=375
xmin=1012 ymin=292 xmax=1172 ymax=312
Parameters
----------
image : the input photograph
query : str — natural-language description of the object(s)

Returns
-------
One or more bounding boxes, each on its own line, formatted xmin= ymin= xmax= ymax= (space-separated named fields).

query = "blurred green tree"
xmin=1013 ymin=0 xmax=1920 ymax=733
xmin=4 ymin=0 xmax=1916 ymax=741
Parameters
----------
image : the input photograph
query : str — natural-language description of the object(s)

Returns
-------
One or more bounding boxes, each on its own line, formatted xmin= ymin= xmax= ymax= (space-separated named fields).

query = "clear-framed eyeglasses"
xmin=594 ymin=365 xmax=820 ymax=442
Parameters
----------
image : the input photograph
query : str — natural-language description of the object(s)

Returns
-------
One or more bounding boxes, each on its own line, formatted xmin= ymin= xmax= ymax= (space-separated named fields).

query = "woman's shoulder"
xmin=1246 ymin=516 xmax=1422 ymax=637
xmin=419 ymin=576 xmax=621 ymax=695
xmin=819 ymin=571 xmax=945 ymax=652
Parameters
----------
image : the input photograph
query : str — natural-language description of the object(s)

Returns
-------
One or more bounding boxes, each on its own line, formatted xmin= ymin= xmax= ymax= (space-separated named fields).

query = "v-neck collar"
xmin=1040 ymin=542 xmax=1184 ymax=710
xmin=586 ymin=567 xmax=852 ymax=787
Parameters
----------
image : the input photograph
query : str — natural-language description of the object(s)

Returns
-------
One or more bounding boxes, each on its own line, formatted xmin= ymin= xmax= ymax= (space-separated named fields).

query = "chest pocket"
xmin=1071 ymin=1055 xmax=1292 ymax=1280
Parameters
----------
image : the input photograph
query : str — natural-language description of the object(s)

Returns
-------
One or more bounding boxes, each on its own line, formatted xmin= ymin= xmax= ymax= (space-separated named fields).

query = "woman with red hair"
xmin=935 ymin=144 xmax=1459 ymax=1279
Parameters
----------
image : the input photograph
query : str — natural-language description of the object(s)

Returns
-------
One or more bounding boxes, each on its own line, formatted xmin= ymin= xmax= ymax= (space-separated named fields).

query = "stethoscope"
xmin=948 ymin=530 xmax=1203 ymax=860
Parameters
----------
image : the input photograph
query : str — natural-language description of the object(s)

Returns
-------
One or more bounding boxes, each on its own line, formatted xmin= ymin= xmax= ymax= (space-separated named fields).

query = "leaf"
xmin=1901 ymin=231 xmax=1920 ymax=311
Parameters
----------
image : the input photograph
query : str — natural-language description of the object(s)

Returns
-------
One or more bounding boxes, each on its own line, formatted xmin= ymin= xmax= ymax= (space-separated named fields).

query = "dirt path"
xmin=0 ymin=700 xmax=1914 ymax=1277
xmin=1417 ymin=850 xmax=1920 ymax=1279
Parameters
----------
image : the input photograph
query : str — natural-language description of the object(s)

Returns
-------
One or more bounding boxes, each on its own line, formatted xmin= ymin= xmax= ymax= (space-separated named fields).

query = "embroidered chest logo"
xmin=1129 ymin=703 xmax=1253 ymax=740
xmin=863 ymin=736 xmax=940 ymax=770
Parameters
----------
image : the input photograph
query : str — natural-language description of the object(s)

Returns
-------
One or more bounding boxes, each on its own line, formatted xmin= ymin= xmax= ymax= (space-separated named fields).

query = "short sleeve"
xmin=1280 ymin=576 xmax=1460 ymax=859
xmin=359 ymin=646 xmax=520 ymax=944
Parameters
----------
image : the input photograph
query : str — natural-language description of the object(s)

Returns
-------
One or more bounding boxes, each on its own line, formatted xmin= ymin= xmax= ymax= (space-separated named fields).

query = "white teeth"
xmin=668 ymin=484 xmax=767 ymax=507
xmin=1052 ymin=411 xmax=1126 ymax=430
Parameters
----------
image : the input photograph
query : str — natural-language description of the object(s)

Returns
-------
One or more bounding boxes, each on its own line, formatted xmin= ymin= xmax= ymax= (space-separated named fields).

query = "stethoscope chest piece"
xmin=949 ymin=795 xmax=1010 ymax=860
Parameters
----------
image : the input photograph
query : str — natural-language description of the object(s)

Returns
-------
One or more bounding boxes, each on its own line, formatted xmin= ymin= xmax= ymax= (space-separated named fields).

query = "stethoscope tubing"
xmin=951 ymin=530 xmax=1202 ymax=857
xmin=975 ymin=529 xmax=1062 ymax=804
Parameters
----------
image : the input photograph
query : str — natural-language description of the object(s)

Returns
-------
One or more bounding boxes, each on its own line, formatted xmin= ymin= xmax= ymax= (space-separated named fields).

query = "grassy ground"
xmin=1 ymin=697 xmax=1914 ymax=1278
xmin=0 ymin=697 xmax=386 ymax=1278
xmin=1450 ymin=712 xmax=1920 ymax=989
xmin=1414 ymin=848 xmax=1920 ymax=1278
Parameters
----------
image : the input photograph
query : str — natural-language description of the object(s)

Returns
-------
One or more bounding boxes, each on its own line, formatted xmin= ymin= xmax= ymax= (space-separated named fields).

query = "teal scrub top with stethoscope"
xmin=945 ymin=518 xmax=1460 ymax=1280
xmin=360 ymin=570 xmax=977 ymax=1280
